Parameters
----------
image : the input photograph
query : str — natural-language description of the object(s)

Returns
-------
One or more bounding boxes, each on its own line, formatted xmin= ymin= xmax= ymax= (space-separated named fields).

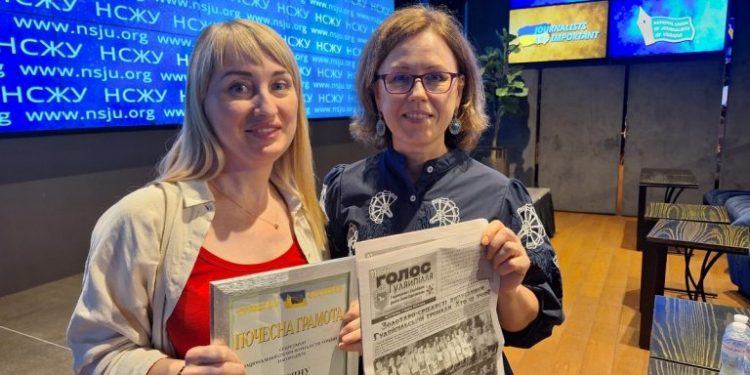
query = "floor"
xmin=1 ymin=212 xmax=746 ymax=374
xmin=0 ymin=273 xmax=81 ymax=374
xmin=505 ymin=212 xmax=749 ymax=374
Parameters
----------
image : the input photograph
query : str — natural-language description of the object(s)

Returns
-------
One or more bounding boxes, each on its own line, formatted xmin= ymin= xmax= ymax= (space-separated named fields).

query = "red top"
xmin=166 ymin=241 xmax=307 ymax=359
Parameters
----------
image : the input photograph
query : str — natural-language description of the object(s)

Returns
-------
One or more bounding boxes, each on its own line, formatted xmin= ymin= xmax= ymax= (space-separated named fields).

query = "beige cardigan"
xmin=67 ymin=180 xmax=327 ymax=374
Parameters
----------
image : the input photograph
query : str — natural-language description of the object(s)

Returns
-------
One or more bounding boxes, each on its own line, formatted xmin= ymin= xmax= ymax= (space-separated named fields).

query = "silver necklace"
xmin=211 ymin=183 xmax=279 ymax=230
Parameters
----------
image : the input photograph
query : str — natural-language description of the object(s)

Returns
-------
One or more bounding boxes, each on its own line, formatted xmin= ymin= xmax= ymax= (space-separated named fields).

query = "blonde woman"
xmin=67 ymin=19 xmax=327 ymax=375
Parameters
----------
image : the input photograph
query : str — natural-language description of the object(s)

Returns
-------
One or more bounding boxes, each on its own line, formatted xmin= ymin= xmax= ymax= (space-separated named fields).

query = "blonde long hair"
xmin=157 ymin=19 xmax=327 ymax=250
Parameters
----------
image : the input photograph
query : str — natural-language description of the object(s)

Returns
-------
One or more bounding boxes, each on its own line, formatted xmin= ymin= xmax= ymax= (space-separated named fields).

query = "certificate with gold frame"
xmin=210 ymin=257 xmax=358 ymax=375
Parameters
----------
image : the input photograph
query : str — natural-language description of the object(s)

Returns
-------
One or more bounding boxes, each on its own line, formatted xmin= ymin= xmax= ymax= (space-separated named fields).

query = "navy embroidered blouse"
xmin=321 ymin=147 xmax=564 ymax=372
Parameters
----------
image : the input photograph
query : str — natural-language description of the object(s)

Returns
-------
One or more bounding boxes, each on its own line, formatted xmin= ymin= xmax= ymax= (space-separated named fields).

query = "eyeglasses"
xmin=376 ymin=72 xmax=461 ymax=94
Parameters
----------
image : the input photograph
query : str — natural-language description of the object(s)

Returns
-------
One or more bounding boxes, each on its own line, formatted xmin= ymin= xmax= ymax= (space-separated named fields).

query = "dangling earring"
xmin=376 ymin=115 xmax=386 ymax=137
xmin=449 ymin=117 xmax=462 ymax=135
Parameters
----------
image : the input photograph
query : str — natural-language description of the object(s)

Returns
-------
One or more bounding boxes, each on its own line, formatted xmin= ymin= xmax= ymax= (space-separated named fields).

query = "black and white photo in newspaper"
xmin=354 ymin=219 xmax=504 ymax=375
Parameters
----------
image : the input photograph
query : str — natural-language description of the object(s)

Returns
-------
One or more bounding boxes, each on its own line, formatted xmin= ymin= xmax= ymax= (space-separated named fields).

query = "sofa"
xmin=703 ymin=190 xmax=750 ymax=296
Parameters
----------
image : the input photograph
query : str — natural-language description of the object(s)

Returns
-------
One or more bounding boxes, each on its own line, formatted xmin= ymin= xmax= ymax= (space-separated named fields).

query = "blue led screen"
xmin=0 ymin=0 xmax=393 ymax=135
xmin=608 ymin=0 xmax=728 ymax=57
xmin=510 ymin=0 xmax=596 ymax=9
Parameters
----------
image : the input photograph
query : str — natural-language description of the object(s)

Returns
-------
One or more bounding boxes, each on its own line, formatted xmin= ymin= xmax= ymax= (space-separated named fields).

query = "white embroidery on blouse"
xmin=346 ymin=223 xmax=359 ymax=256
xmin=369 ymin=190 xmax=397 ymax=224
xmin=429 ymin=197 xmax=460 ymax=226
xmin=516 ymin=203 xmax=546 ymax=250
xmin=319 ymin=183 xmax=328 ymax=220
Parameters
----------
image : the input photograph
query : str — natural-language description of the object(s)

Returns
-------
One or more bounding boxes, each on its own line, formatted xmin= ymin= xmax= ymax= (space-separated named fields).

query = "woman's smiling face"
xmin=374 ymin=30 xmax=463 ymax=160
xmin=204 ymin=53 xmax=298 ymax=172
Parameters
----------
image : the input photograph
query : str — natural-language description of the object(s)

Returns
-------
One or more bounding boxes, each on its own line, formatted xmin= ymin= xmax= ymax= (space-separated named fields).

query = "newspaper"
xmin=354 ymin=219 xmax=505 ymax=375
xmin=210 ymin=257 xmax=359 ymax=375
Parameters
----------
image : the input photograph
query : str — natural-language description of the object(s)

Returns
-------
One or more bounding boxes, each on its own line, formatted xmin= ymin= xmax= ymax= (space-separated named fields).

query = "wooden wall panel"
xmin=721 ymin=1 xmax=750 ymax=189
xmin=538 ymin=65 xmax=625 ymax=214
xmin=622 ymin=60 xmax=724 ymax=216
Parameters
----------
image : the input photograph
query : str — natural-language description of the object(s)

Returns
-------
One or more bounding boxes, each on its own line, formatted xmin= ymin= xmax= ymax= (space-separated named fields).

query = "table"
xmin=527 ymin=187 xmax=556 ymax=238
xmin=645 ymin=203 xmax=730 ymax=223
xmin=648 ymin=296 xmax=750 ymax=374
xmin=649 ymin=358 xmax=717 ymax=375
xmin=637 ymin=168 xmax=699 ymax=251
xmin=639 ymin=219 xmax=750 ymax=349
xmin=644 ymin=203 xmax=731 ymax=301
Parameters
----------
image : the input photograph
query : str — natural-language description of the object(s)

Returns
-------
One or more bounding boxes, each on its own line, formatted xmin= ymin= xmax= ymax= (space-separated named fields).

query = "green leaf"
xmin=480 ymin=28 xmax=527 ymax=124
xmin=508 ymin=87 xmax=529 ymax=97
xmin=507 ymin=70 xmax=523 ymax=81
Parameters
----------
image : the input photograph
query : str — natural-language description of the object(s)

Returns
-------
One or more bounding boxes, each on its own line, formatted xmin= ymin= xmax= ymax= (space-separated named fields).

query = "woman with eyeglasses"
xmin=320 ymin=5 xmax=563 ymax=374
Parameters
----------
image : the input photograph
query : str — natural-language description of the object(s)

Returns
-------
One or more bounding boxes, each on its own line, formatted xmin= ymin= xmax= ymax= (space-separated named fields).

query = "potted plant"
xmin=476 ymin=29 xmax=528 ymax=176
